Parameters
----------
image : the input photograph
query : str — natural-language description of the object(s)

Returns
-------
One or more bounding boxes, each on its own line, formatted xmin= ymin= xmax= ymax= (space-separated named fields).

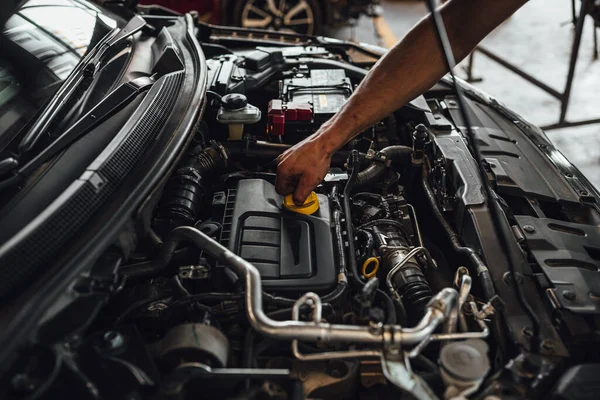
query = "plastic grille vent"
xmin=219 ymin=188 xmax=237 ymax=246
xmin=0 ymin=72 xmax=184 ymax=300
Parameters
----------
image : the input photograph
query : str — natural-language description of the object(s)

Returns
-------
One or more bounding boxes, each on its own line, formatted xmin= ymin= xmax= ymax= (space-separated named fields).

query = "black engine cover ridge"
xmin=219 ymin=179 xmax=336 ymax=291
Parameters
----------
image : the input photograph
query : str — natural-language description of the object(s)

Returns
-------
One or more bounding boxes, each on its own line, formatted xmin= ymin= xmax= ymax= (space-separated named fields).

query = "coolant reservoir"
xmin=216 ymin=93 xmax=261 ymax=140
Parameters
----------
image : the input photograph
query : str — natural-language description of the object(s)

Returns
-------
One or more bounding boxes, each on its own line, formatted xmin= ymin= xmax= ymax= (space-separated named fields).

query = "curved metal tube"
xmin=163 ymin=226 xmax=457 ymax=346
xmin=291 ymin=294 xmax=382 ymax=360
xmin=457 ymin=274 xmax=473 ymax=332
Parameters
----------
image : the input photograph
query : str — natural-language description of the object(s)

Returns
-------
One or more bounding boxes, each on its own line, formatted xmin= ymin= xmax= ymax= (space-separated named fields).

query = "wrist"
xmin=314 ymin=118 xmax=355 ymax=156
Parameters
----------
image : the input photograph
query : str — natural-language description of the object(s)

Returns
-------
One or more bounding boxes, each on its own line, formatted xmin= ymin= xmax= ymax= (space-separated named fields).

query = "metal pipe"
xmin=292 ymin=342 xmax=381 ymax=361
xmin=444 ymin=269 xmax=472 ymax=335
xmin=429 ymin=302 xmax=488 ymax=341
xmin=408 ymin=300 xmax=488 ymax=359
xmin=290 ymin=294 xmax=382 ymax=361
xmin=457 ymin=274 xmax=472 ymax=332
xmin=162 ymin=226 xmax=457 ymax=345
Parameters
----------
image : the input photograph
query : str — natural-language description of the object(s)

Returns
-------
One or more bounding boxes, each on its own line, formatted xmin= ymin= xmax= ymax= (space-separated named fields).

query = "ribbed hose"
xmin=400 ymin=278 xmax=433 ymax=321
xmin=161 ymin=141 xmax=229 ymax=225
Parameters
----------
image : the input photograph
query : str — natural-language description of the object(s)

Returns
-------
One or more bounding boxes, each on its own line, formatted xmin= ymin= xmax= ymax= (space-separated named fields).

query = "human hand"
xmin=275 ymin=134 xmax=334 ymax=205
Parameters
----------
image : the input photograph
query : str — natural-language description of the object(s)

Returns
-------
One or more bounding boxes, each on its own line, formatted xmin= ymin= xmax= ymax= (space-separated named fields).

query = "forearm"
xmin=316 ymin=0 xmax=526 ymax=153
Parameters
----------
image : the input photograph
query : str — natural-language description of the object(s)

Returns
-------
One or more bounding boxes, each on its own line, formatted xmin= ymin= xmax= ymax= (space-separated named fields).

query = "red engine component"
xmin=267 ymin=99 xmax=313 ymax=136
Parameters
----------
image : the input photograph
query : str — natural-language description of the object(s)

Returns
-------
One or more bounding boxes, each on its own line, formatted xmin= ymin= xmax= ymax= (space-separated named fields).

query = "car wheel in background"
xmin=231 ymin=0 xmax=323 ymax=35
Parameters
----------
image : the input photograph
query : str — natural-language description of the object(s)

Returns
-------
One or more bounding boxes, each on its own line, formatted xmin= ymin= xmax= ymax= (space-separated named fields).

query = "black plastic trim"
xmin=0 ymin=14 xmax=207 ymax=367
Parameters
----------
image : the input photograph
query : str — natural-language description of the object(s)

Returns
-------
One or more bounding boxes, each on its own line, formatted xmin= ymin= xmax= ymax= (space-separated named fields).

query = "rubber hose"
xmin=421 ymin=168 xmax=496 ymax=300
xmin=321 ymin=281 xmax=348 ymax=303
xmin=356 ymin=145 xmax=412 ymax=187
xmin=376 ymin=289 xmax=397 ymax=325
xmin=343 ymin=151 xmax=363 ymax=287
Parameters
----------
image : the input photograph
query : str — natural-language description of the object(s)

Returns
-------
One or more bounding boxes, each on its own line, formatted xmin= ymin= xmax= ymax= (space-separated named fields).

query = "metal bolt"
xmin=542 ymin=340 xmax=554 ymax=351
xmin=562 ymin=290 xmax=576 ymax=301
xmin=521 ymin=326 xmax=533 ymax=338
xmin=522 ymin=225 xmax=535 ymax=233
xmin=503 ymin=271 xmax=523 ymax=285
xmin=580 ymin=189 xmax=588 ymax=196
xmin=298 ymin=370 xmax=309 ymax=382
xmin=448 ymin=100 xmax=457 ymax=107
xmin=103 ymin=330 xmax=124 ymax=349
xmin=565 ymin=173 xmax=573 ymax=178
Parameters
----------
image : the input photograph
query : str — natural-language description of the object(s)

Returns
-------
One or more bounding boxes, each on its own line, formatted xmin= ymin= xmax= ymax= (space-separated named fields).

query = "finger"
xmin=293 ymin=175 xmax=316 ymax=205
xmin=275 ymin=168 xmax=297 ymax=195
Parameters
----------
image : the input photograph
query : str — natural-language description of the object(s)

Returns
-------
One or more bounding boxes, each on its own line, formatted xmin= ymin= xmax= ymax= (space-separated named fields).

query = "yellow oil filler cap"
xmin=283 ymin=192 xmax=319 ymax=215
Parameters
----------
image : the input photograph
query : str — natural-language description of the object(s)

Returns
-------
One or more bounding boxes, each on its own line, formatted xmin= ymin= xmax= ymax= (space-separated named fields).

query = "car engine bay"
xmin=77 ymin=42 xmax=596 ymax=399
xmin=102 ymin=47 xmax=504 ymax=399
xmin=3 ymin=9 xmax=600 ymax=400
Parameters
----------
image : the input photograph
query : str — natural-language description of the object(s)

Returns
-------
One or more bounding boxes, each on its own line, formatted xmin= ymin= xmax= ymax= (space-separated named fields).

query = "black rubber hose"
xmin=356 ymin=145 xmax=412 ymax=187
xmin=168 ymin=292 xmax=242 ymax=308
xmin=321 ymin=281 xmax=348 ymax=303
xmin=343 ymin=151 xmax=363 ymax=287
xmin=262 ymin=281 xmax=347 ymax=306
xmin=119 ymin=260 xmax=162 ymax=278
xmin=376 ymin=289 xmax=397 ymax=325
xmin=421 ymin=170 xmax=496 ymax=300
xmin=161 ymin=141 xmax=229 ymax=225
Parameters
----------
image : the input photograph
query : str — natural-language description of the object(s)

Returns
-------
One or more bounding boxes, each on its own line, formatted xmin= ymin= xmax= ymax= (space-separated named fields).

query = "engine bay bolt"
xmin=103 ymin=330 xmax=124 ymax=350
xmin=503 ymin=271 xmax=523 ymax=285
xmin=562 ymin=290 xmax=576 ymax=301
xmin=541 ymin=340 xmax=554 ymax=351
xmin=522 ymin=225 xmax=535 ymax=233
xmin=579 ymin=189 xmax=588 ymax=196
xmin=565 ymin=173 xmax=573 ymax=178
xmin=521 ymin=326 xmax=533 ymax=338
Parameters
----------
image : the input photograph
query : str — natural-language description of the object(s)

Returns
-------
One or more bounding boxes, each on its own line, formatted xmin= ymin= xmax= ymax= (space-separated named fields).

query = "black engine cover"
xmin=219 ymin=179 xmax=336 ymax=292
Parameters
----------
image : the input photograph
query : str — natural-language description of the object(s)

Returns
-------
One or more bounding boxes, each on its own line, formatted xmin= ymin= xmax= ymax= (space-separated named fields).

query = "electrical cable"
xmin=423 ymin=0 xmax=541 ymax=353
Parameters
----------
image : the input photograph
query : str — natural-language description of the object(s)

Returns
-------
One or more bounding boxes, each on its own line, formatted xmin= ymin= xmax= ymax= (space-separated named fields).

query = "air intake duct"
xmin=373 ymin=226 xmax=432 ymax=324
xmin=161 ymin=141 xmax=229 ymax=225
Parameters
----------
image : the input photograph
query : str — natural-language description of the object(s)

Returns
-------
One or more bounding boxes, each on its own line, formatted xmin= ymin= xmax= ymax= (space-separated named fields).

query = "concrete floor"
xmin=327 ymin=0 xmax=600 ymax=189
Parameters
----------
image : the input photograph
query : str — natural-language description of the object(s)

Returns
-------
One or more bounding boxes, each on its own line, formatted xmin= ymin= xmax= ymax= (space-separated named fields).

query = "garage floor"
xmin=327 ymin=0 xmax=600 ymax=190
